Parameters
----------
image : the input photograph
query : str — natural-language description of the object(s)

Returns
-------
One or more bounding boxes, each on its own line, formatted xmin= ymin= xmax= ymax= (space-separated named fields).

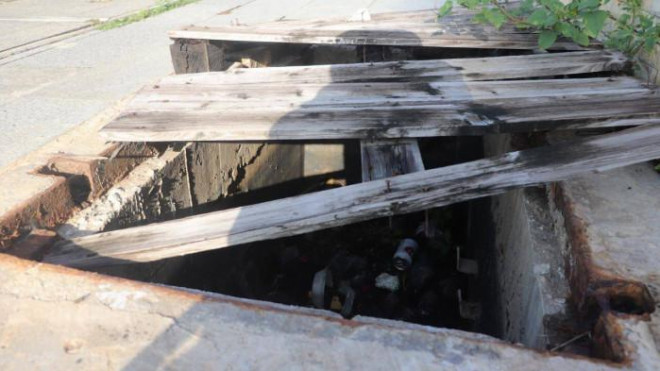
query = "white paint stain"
xmin=95 ymin=287 xmax=148 ymax=310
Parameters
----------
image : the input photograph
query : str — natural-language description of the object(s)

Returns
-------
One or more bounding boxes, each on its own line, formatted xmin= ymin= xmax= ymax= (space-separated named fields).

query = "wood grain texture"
xmin=105 ymin=51 xmax=642 ymax=142
xmin=46 ymin=124 xmax=660 ymax=267
xmin=361 ymin=140 xmax=424 ymax=181
xmin=101 ymin=87 xmax=660 ymax=141
xmin=159 ymin=50 xmax=628 ymax=86
xmin=129 ymin=77 xmax=643 ymax=107
xmin=169 ymin=8 xmax=583 ymax=50
xmin=170 ymin=39 xmax=212 ymax=74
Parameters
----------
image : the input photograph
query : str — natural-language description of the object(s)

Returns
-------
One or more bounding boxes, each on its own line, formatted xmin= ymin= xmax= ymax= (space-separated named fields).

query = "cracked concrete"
xmin=186 ymin=142 xmax=304 ymax=206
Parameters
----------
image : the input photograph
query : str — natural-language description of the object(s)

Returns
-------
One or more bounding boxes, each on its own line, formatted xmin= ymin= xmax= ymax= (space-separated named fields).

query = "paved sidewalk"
xmin=0 ymin=0 xmax=158 ymax=53
xmin=0 ymin=0 xmax=440 ymax=169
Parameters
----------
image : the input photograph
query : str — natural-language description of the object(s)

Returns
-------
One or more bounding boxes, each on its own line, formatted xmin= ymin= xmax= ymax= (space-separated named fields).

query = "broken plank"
xmin=46 ymin=124 xmax=660 ymax=267
xmin=158 ymin=51 xmax=628 ymax=86
xmin=101 ymin=90 xmax=660 ymax=141
xmin=361 ymin=140 xmax=424 ymax=181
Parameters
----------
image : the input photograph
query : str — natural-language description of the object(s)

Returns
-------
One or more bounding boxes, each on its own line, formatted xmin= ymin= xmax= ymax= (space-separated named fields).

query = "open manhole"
xmin=40 ymin=133 xmax=592 ymax=357
xmin=5 ymin=38 xmax=654 ymax=367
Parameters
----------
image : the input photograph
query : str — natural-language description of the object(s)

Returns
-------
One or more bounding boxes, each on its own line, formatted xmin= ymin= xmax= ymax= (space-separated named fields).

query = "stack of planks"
xmin=103 ymin=51 xmax=656 ymax=142
xmin=45 ymin=9 xmax=660 ymax=268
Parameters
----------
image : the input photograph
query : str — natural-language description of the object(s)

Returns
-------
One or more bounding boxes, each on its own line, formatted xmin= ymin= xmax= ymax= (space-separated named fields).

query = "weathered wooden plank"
xmin=169 ymin=37 xmax=307 ymax=209
xmin=129 ymin=77 xmax=644 ymax=108
xmin=170 ymin=8 xmax=582 ymax=50
xmin=107 ymin=52 xmax=639 ymax=141
xmin=158 ymin=50 xmax=628 ymax=85
xmin=101 ymin=90 xmax=660 ymax=141
xmin=46 ymin=124 xmax=660 ymax=267
xmin=170 ymin=39 xmax=213 ymax=74
xmin=361 ymin=140 xmax=424 ymax=181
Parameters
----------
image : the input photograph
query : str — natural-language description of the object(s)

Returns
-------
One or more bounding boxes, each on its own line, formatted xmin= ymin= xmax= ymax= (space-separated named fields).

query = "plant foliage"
xmin=97 ymin=0 xmax=200 ymax=31
xmin=437 ymin=0 xmax=660 ymax=57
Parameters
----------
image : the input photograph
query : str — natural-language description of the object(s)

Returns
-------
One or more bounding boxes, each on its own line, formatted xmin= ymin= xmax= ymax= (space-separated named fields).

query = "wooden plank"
xmin=170 ymin=8 xmax=583 ymax=50
xmin=101 ymin=89 xmax=660 ymax=141
xmin=104 ymin=52 xmax=640 ymax=142
xmin=170 ymin=39 xmax=212 ymax=74
xmin=129 ymin=77 xmax=644 ymax=108
xmin=169 ymin=37 xmax=306 ymax=209
xmin=46 ymin=124 xmax=660 ymax=267
xmin=361 ymin=139 xmax=424 ymax=181
xmin=158 ymin=50 xmax=628 ymax=85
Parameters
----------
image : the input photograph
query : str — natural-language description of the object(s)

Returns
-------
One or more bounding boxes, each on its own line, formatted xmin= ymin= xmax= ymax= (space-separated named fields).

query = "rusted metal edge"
xmin=0 ymin=144 xmax=156 ymax=250
xmin=549 ymin=182 xmax=655 ymax=317
xmin=42 ymin=143 xmax=156 ymax=199
xmin=593 ymin=311 xmax=660 ymax=368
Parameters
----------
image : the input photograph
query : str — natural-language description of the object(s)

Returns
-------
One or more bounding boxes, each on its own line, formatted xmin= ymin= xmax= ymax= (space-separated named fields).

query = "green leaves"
xmin=538 ymin=30 xmax=558 ymax=49
xmin=437 ymin=1 xmax=453 ymax=18
xmin=644 ymin=36 xmax=657 ymax=53
xmin=527 ymin=9 xmax=556 ymax=27
xmin=439 ymin=0 xmax=659 ymax=59
xmin=472 ymin=7 xmax=508 ymax=29
xmin=572 ymin=30 xmax=590 ymax=46
xmin=538 ymin=0 xmax=564 ymax=12
xmin=457 ymin=0 xmax=482 ymax=10
xmin=483 ymin=8 xmax=508 ymax=29
xmin=582 ymin=10 xmax=608 ymax=37
xmin=556 ymin=21 xmax=576 ymax=38
xmin=578 ymin=0 xmax=600 ymax=11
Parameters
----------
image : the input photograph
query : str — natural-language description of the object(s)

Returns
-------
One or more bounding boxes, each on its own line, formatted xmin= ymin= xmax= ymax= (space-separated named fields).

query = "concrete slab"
xmin=0 ymin=253 xmax=624 ymax=370
xmin=550 ymin=162 xmax=660 ymax=351
xmin=594 ymin=312 xmax=660 ymax=370
xmin=0 ymin=0 xmax=157 ymax=19
xmin=0 ymin=20 xmax=87 ymax=51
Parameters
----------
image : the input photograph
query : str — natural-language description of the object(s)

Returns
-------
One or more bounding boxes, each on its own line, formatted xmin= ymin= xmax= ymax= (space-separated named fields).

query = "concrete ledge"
xmin=593 ymin=312 xmax=660 ymax=370
xmin=0 ymin=99 xmax=154 ymax=250
xmin=0 ymin=253 xmax=622 ymax=370
xmin=549 ymin=162 xmax=660 ymax=352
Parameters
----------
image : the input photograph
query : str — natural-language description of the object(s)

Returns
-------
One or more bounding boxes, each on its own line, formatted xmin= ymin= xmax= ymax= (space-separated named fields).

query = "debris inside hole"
xmin=22 ymin=133 xmax=613 ymax=361
xmin=167 ymin=208 xmax=473 ymax=330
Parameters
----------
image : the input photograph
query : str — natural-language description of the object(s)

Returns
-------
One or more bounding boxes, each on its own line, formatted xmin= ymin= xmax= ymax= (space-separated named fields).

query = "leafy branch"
xmin=437 ymin=0 xmax=660 ymax=56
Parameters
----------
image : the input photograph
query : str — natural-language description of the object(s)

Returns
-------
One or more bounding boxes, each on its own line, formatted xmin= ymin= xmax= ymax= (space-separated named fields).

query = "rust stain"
xmin=0 ymin=175 xmax=75 ymax=250
xmin=0 ymin=253 xmax=625 ymax=367
xmin=592 ymin=312 xmax=643 ymax=366
xmin=550 ymin=183 xmax=655 ymax=317
xmin=0 ymin=144 xmax=155 ymax=250
xmin=7 ymin=229 xmax=57 ymax=261
xmin=45 ymin=143 xmax=156 ymax=199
